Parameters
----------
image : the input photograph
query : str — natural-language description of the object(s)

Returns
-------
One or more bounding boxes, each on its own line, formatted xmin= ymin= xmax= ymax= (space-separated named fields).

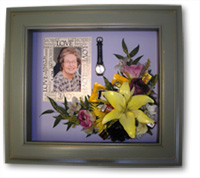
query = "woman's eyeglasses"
xmin=64 ymin=61 xmax=77 ymax=65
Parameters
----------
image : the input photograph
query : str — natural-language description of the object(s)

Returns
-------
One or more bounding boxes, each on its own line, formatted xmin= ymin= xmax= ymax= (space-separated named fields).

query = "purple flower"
xmin=130 ymin=78 xmax=150 ymax=95
xmin=78 ymin=110 xmax=96 ymax=129
xmin=123 ymin=64 xmax=144 ymax=79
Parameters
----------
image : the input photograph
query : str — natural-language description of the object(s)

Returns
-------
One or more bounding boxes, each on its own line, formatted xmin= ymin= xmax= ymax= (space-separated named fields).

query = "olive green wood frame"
xmin=4 ymin=5 xmax=183 ymax=167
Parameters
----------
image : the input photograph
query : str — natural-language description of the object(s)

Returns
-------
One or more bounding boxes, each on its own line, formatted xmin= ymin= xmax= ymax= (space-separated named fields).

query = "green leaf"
xmin=126 ymin=59 xmax=133 ymax=66
xmin=146 ymin=128 xmax=153 ymax=135
xmin=63 ymin=97 xmax=68 ymax=110
xmin=122 ymin=38 xmax=129 ymax=55
xmin=145 ymin=58 xmax=151 ymax=69
xmin=85 ymin=96 xmax=89 ymax=107
xmin=86 ymin=134 xmax=92 ymax=137
xmin=53 ymin=118 xmax=61 ymax=128
xmin=67 ymin=123 xmax=73 ymax=131
xmin=64 ymin=116 xmax=80 ymax=131
xmin=150 ymin=75 xmax=158 ymax=87
xmin=64 ymin=122 xmax=73 ymax=131
xmin=66 ymin=116 xmax=80 ymax=125
xmin=140 ymin=58 xmax=151 ymax=76
xmin=53 ymin=115 xmax=63 ymax=120
xmin=79 ymin=96 xmax=91 ymax=110
xmin=132 ymin=55 xmax=144 ymax=65
xmin=80 ymin=97 xmax=85 ymax=108
xmin=40 ymin=109 xmax=54 ymax=116
xmin=48 ymin=97 xmax=59 ymax=111
xmin=84 ymin=96 xmax=90 ymax=108
xmin=129 ymin=45 xmax=140 ymax=57
xmin=48 ymin=97 xmax=68 ymax=119
xmin=114 ymin=54 xmax=124 ymax=60
xmin=57 ymin=105 xmax=67 ymax=114
xmin=103 ymin=76 xmax=113 ymax=90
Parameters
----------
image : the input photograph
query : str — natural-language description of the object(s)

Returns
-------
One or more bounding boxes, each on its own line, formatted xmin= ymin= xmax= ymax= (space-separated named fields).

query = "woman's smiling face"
xmin=62 ymin=53 xmax=78 ymax=75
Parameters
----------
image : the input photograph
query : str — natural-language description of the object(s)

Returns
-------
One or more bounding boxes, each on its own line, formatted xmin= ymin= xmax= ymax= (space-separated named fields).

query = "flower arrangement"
xmin=41 ymin=39 xmax=158 ymax=142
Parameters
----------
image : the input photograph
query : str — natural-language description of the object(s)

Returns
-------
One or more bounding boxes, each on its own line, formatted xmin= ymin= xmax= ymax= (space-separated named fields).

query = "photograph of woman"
xmin=53 ymin=47 xmax=81 ymax=92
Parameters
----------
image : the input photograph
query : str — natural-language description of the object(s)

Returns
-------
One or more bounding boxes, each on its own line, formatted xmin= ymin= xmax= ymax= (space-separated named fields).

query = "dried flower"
xmin=67 ymin=97 xmax=81 ymax=116
xmin=123 ymin=64 xmax=143 ymax=79
xmin=144 ymin=104 xmax=157 ymax=119
xmin=130 ymin=78 xmax=150 ymax=95
xmin=146 ymin=104 xmax=157 ymax=115
xmin=136 ymin=123 xmax=148 ymax=137
xmin=114 ymin=59 xmax=128 ymax=72
xmin=78 ymin=110 xmax=96 ymax=129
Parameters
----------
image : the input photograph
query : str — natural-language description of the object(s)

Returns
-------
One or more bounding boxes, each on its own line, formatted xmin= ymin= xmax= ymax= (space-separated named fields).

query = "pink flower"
xmin=123 ymin=64 xmax=144 ymax=79
xmin=78 ymin=110 xmax=96 ymax=129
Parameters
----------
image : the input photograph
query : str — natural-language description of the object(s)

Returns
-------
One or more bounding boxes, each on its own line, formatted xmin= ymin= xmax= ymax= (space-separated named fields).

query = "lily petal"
xmin=128 ymin=95 xmax=154 ymax=111
xmin=130 ymin=86 xmax=135 ymax=96
xmin=119 ymin=81 xmax=131 ymax=102
xmin=119 ymin=112 xmax=136 ymax=139
xmin=136 ymin=123 xmax=148 ymax=136
xmin=102 ymin=109 xmax=122 ymax=125
xmin=134 ymin=110 xmax=155 ymax=124
xmin=102 ymin=91 xmax=126 ymax=111
xmin=92 ymin=105 xmax=106 ymax=119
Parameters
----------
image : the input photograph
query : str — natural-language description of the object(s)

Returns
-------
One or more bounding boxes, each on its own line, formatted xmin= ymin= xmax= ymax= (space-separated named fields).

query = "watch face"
xmin=95 ymin=65 xmax=105 ymax=75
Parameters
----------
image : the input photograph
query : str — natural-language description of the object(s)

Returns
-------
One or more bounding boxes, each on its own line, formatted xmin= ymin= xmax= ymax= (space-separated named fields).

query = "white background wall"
xmin=0 ymin=0 xmax=200 ymax=178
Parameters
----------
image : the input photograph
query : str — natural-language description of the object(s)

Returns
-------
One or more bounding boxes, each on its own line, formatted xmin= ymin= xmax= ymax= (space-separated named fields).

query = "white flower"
xmin=67 ymin=97 xmax=81 ymax=116
xmin=146 ymin=104 xmax=157 ymax=115
xmin=114 ymin=59 xmax=128 ymax=72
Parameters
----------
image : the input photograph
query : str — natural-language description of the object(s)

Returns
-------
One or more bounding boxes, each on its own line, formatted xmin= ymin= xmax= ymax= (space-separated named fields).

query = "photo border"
xmin=42 ymin=37 xmax=92 ymax=102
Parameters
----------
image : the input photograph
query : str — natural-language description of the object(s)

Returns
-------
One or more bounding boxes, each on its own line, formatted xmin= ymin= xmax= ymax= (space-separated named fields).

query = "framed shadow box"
xmin=4 ymin=5 xmax=183 ymax=166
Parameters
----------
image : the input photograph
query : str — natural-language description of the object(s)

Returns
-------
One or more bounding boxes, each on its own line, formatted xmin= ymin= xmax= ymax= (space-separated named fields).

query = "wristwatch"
xmin=95 ymin=37 xmax=106 ymax=76
xmin=95 ymin=64 xmax=105 ymax=75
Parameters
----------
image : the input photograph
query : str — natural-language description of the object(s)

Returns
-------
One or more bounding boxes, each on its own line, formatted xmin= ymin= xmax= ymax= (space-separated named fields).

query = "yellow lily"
xmin=91 ymin=104 xmax=106 ymax=133
xmin=102 ymin=81 xmax=155 ymax=139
